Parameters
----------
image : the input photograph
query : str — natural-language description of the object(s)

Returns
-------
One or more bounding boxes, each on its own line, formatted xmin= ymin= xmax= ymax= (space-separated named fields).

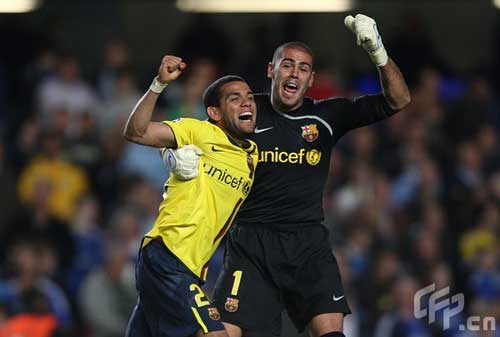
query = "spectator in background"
xmin=460 ymin=202 xmax=499 ymax=267
xmin=20 ymin=48 xmax=58 ymax=112
xmin=79 ymin=240 xmax=136 ymax=337
xmin=93 ymin=132 xmax=126 ymax=217
xmin=106 ymin=208 xmax=142 ymax=261
xmin=475 ymin=126 xmax=500 ymax=175
xmin=65 ymin=196 xmax=104 ymax=298
xmin=358 ymin=250 xmax=403 ymax=333
xmin=332 ymin=160 xmax=378 ymax=222
xmin=468 ymin=250 xmax=500 ymax=302
xmin=428 ymin=264 xmax=465 ymax=337
xmin=346 ymin=128 xmax=378 ymax=166
xmin=9 ymin=118 xmax=41 ymax=172
xmin=0 ymin=240 xmax=72 ymax=329
xmin=2 ymin=176 xmax=74 ymax=272
xmin=163 ymin=58 xmax=218 ymax=120
xmin=65 ymin=111 xmax=102 ymax=181
xmin=37 ymin=54 xmax=98 ymax=137
xmin=17 ymin=131 xmax=89 ymax=223
xmin=97 ymin=39 xmax=131 ymax=101
xmin=118 ymin=177 xmax=162 ymax=234
xmin=447 ymin=141 xmax=486 ymax=235
xmin=96 ymin=67 xmax=141 ymax=133
xmin=445 ymin=74 xmax=500 ymax=143
xmin=410 ymin=227 xmax=443 ymax=279
xmin=0 ymin=288 xmax=60 ymax=337
xmin=374 ymin=275 xmax=432 ymax=337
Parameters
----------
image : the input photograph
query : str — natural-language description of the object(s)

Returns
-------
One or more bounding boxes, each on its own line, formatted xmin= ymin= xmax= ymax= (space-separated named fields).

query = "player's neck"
xmin=270 ymin=91 xmax=302 ymax=113
xmin=218 ymin=125 xmax=251 ymax=149
xmin=226 ymin=130 xmax=251 ymax=149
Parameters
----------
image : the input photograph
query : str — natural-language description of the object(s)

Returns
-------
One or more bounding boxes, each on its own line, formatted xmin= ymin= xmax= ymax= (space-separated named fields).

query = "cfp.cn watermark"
xmin=414 ymin=283 xmax=496 ymax=331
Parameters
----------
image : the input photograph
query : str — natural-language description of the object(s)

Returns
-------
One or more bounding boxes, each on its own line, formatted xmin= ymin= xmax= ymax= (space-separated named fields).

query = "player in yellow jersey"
xmin=123 ymin=55 xmax=258 ymax=337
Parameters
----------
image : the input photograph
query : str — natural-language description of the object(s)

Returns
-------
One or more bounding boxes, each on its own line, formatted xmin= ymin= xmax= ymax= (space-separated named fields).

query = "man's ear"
xmin=308 ymin=71 xmax=315 ymax=88
xmin=267 ymin=62 xmax=274 ymax=79
xmin=207 ymin=106 xmax=221 ymax=121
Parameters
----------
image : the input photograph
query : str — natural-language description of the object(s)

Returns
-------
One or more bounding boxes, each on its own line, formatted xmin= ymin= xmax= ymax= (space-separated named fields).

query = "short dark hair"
xmin=202 ymin=75 xmax=247 ymax=109
xmin=271 ymin=41 xmax=314 ymax=66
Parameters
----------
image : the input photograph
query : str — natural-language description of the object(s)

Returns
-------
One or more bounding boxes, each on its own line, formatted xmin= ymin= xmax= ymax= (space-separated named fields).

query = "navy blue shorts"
xmin=125 ymin=239 xmax=225 ymax=337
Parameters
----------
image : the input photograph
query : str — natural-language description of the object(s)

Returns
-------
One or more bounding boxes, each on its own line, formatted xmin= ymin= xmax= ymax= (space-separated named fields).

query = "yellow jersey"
xmin=144 ymin=118 xmax=258 ymax=280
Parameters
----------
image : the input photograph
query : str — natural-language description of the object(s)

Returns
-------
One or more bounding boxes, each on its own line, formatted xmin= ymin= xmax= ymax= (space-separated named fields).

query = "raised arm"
xmin=345 ymin=14 xmax=411 ymax=110
xmin=377 ymin=58 xmax=410 ymax=110
xmin=123 ymin=55 xmax=187 ymax=148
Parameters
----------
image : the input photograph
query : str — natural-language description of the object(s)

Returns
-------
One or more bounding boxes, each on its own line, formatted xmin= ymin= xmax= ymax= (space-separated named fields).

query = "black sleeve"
xmin=315 ymin=93 xmax=399 ymax=140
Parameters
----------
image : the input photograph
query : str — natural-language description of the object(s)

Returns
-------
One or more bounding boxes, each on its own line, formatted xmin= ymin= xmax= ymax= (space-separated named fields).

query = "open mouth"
xmin=283 ymin=81 xmax=299 ymax=95
xmin=238 ymin=111 xmax=253 ymax=122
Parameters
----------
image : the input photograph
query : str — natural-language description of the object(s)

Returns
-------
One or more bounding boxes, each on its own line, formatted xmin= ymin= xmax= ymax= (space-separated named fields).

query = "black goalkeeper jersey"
xmin=235 ymin=93 xmax=398 ymax=229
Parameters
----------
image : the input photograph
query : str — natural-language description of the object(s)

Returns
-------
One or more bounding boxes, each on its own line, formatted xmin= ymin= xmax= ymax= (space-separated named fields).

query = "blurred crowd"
xmin=0 ymin=13 xmax=499 ymax=337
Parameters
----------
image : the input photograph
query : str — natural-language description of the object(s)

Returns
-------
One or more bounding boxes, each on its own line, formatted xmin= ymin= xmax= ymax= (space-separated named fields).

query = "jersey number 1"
xmin=230 ymin=270 xmax=243 ymax=296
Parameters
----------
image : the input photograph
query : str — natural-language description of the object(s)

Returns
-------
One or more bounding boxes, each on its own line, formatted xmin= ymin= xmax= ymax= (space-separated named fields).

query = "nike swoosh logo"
xmin=254 ymin=126 xmax=274 ymax=134
xmin=333 ymin=295 xmax=344 ymax=301
xmin=211 ymin=146 xmax=223 ymax=152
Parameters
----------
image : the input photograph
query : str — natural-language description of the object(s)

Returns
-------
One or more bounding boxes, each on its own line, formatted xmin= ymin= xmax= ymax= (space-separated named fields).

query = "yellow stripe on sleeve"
xmin=191 ymin=307 xmax=208 ymax=333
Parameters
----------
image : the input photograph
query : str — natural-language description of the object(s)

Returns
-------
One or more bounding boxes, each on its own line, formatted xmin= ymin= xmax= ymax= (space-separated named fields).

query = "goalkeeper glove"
xmin=161 ymin=144 xmax=202 ymax=180
xmin=344 ymin=14 xmax=388 ymax=67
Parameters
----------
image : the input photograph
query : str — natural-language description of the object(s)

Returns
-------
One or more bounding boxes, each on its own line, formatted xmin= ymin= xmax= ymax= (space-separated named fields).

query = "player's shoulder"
xmin=164 ymin=117 xmax=211 ymax=129
xmin=306 ymin=95 xmax=348 ymax=108
xmin=298 ymin=95 xmax=354 ymax=116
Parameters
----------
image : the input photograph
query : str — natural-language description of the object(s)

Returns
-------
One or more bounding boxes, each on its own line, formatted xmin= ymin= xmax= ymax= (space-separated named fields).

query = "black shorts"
xmin=212 ymin=224 xmax=351 ymax=336
xmin=125 ymin=239 xmax=225 ymax=337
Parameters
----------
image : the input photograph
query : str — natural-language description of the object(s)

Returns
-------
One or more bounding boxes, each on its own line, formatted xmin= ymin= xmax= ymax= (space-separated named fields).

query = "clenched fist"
xmin=157 ymin=55 xmax=187 ymax=84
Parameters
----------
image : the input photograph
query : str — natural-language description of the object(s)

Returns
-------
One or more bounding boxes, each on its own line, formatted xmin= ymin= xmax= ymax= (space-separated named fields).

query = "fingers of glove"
xmin=355 ymin=13 xmax=374 ymax=22
xmin=346 ymin=14 xmax=379 ymax=47
xmin=177 ymin=150 xmax=202 ymax=162
xmin=182 ymin=144 xmax=203 ymax=156
xmin=344 ymin=15 xmax=355 ymax=33
xmin=358 ymin=32 xmax=377 ymax=49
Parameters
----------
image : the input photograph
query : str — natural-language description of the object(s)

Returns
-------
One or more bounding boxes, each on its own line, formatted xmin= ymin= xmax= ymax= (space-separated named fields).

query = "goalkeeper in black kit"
xmin=165 ymin=14 xmax=411 ymax=337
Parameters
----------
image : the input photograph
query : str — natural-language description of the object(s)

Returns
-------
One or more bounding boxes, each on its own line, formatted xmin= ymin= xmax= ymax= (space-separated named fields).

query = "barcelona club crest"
xmin=301 ymin=124 xmax=319 ymax=142
xmin=208 ymin=307 xmax=221 ymax=320
xmin=225 ymin=297 xmax=239 ymax=312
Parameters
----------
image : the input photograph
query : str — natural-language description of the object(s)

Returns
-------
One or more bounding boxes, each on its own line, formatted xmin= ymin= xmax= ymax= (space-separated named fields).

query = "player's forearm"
xmin=123 ymin=90 xmax=160 ymax=142
xmin=377 ymin=58 xmax=411 ymax=110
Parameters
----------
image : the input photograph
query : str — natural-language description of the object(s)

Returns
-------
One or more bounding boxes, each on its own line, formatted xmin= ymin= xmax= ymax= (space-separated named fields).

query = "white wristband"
xmin=149 ymin=77 xmax=168 ymax=94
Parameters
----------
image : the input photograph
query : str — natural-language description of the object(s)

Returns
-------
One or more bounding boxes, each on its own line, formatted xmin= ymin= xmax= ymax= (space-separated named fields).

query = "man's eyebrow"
xmin=226 ymin=91 xmax=254 ymax=98
xmin=281 ymin=58 xmax=312 ymax=68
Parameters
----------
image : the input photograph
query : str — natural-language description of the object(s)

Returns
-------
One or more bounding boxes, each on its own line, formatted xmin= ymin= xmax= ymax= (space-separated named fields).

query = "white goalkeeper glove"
xmin=344 ymin=14 xmax=388 ymax=67
xmin=161 ymin=144 xmax=202 ymax=180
